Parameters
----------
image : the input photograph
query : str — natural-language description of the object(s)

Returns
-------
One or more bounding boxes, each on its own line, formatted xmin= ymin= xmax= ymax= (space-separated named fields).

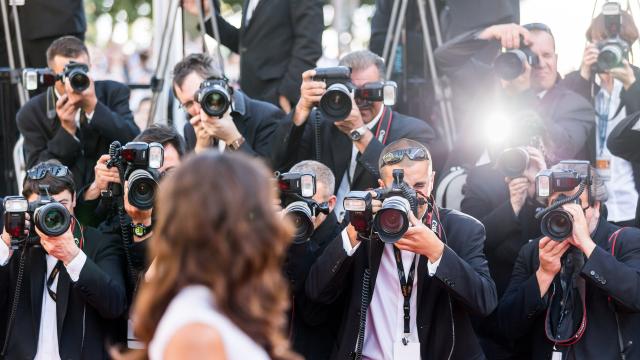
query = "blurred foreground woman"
xmin=126 ymin=151 xmax=300 ymax=360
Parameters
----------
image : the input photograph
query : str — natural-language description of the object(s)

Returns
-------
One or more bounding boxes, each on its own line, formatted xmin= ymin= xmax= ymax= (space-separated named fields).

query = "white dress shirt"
xmin=594 ymin=79 xmax=639 ymax=222
xmin=0 ymin=240 xmax=87 ymax=359
xmin=334 ymin=107 xmax=385 ymax=221
xmin=341 ymin=225 xmax=441 ymax=360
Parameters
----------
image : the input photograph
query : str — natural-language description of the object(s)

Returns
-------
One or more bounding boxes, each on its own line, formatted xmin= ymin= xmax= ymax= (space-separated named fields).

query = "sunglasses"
xmin=27 ymin=164 xmax=69 ymax=180
xmin=381 ymin=148 xmax=429 ymax=167
xmin=523 ymin=23 xmax=554 ymax=37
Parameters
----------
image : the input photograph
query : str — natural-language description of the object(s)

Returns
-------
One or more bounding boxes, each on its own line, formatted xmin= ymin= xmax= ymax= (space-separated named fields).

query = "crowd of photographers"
xmin=2 ymin=1 xmax=640 ymax=359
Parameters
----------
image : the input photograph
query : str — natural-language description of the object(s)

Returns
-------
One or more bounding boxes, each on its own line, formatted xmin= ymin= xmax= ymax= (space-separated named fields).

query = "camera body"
xmin=108 ymin=142 xmax=164 ymax=210
xmin=312 ymin=67 xmax=398 ymax=121
xmin=593 ymin=2 xmax=629 ymax=73
xmin=344 ymin=169 xmax=419 ymax=243
xmin=21 ymin=61 xmax=90 ymax=92
xmin=494 ymin=44 xmax=540 ymax=81
xmin=277 ymin=172 xmax=329 ymax=243
xmin=195 ymin=78 xmax=233 ymax=117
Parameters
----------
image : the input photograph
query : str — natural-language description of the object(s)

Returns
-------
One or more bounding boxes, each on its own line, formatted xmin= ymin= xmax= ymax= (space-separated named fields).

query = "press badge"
xmin=393 ymin=339 xmax=420 ymax=359
xmin=596 ymin=157 xmax=611 ymax=181
xmin=551 ymin=350 xmax=563 ymax=360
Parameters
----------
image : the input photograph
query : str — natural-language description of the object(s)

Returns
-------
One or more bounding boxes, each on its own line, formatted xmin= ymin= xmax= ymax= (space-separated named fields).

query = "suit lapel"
xmin=29 ymin=248 xmax=46 ymax=335
xmin=56 ymin=269 xmax=71 ymax=337
xmin=243 ymin=0 xmax=272 ymax=32
xmin=330 ymin=127 xmax=352 ymax=187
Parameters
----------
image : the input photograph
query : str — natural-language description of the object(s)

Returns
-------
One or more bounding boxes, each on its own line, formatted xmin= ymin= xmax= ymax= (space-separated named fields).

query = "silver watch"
xmin=350 ymin=126 xmax=368 ymax=141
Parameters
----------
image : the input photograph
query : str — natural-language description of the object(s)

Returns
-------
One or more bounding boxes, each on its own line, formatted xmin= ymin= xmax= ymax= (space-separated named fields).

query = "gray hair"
xmin=289 ymin=160 xmax=335 ymax=200
xmin=172 ymin=53 xmax=223 ymax=89
xmin=551 ymin=163 xmax=608 ymax=202
xmin=338 ymin=50 xmax=386 ymax=80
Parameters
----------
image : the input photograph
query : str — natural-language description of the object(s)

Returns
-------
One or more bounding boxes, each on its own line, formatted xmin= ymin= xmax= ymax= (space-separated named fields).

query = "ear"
xmin=378 ymin=179 xmax=385 ymax=188
xmin=428 ymin=171 xmax=436 ymax=195
xmin=327 ymin=195 xmax=337 ymax=213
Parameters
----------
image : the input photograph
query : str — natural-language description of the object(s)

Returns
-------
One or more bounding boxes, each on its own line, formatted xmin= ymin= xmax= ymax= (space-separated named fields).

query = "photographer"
xmin=461 ymin=146 xmax=546 ymax=358
xmin=0 ymin=161 xmax=127 ymax=359
xmin=281 ymin=160 xmax=345 ymax=360
xmin=272 ymin=50 xmax=436 ymax=220
xmin=172 ymin=53 xmax=282 ymax=158
xmin=306 ymin=139 xmax=497 ymax=359
xmin=561 ymin=5 xmax=640 ymax=228
xmin=498 ymin=162 xmax=640 ymax=359
xmin=16 ymin=36 xmax=139 ymax=190
xmin=435 ymin=23 xmax=594 ymax=165
xmin=608 ymin=111 xmax=640 ymax=226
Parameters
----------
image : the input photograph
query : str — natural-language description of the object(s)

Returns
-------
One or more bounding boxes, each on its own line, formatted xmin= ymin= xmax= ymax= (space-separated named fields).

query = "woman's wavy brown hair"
xmin=130 ymin=151 xmax=299 ymax=360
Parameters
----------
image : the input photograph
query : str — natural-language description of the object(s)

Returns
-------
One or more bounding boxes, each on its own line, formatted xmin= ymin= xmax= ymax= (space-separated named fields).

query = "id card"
xmin=393 ymin=339 xmax=420 ymax=360
xmin=551 ymin=351 xmax=563 ymax=360
xmin=596 ymin=158 xmax=611 ymax=181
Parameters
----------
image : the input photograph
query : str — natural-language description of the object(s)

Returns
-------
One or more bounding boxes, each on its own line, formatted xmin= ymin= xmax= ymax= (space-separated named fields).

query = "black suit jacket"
xmin=16 ymin=81 xmax=139 ymax=190
xmin=497 ymin=214 xmax=640 ymax=360
xmin=183 ymin=90 xmax=283 ymax=159
xmin=210 ymin=0 xmax=323 ymax=106
xmin=285 ymin=212 xmax=346 ymax=360
xmin=271 ymin=108 xmax=437 ymax=194
xmin=0 ymin=227 xmax=128 ymax=359
xmin=18 ymin=0 xmax=85 ymax=41
xmin=306 ymin=208 xmax=497 ymax=359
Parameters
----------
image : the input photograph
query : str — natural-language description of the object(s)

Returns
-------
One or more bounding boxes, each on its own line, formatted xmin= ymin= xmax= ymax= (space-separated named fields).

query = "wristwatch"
xmin=229 ymin=136 xmax=246 ymax=150
xmin=131 ymin=222 xmax=153 ymax=237
xmin=350 ymin=126 xmax=368 ymax=142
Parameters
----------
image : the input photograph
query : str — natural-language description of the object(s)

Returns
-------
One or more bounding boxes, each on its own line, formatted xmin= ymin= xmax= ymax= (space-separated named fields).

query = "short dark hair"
xmin=378 ymin=138 xmax=432 ymax=172
xmin=134 ymin=124 xmax=186 ymax=158
xmin=46 ymin=36 xmax=89 ymax=65
xmin=22 ymin=160 xmax=76 ymax=198
xmin=172 ymin=53 xmax=223 ymax=90
xmin=339 ymin=50 xmax=386 ymax=80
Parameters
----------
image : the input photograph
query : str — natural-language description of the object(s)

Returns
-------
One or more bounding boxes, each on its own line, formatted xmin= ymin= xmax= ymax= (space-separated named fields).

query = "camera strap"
xmin=595 ymin=89 xmax=613 ymax=156
xmin=373 ymin=107 xmax=393 ymax=145
xmin=392 ymin=246 xmax=417 ymax=337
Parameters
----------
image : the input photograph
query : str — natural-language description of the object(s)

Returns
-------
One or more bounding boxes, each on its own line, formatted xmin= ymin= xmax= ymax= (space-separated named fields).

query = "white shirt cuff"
xmin=65 ymin=250 xmax=87 ymax=282
xmin=0 ymin=240 xmax=12 ymax=266
xmin=427 ymin=256 xmax=442 ymax=277
xmin=341 ymin=229 xmax=361 ymax=256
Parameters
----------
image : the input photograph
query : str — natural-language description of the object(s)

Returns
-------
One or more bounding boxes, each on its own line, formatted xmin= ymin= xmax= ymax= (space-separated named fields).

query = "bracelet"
xmin=229 ymin=136 xmax=246 ymax=150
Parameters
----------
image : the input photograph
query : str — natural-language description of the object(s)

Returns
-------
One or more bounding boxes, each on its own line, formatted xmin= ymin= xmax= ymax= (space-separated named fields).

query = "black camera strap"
xmin=373 ymin=107 xmax=394 ymax=144
xmin=392 ymin=246 xmax=417 ymax=337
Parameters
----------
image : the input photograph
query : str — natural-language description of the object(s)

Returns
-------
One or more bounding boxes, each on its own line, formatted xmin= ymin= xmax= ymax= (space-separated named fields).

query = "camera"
xmin=195 ymin=78 xmax=233 ymax=117
xmin=593 ymin=3 xmax=629 ymax=72
xmin=497 ymin=147 xmax=530 ymax=177
xmin=21 ymin=61 xmax=90 ymax=92
xmin=540 ymin=195 xmax=580 ymax=241
xmin=535 ymin=169 xmax=583 ymax=198
xmin=108 ymin=142 xmax=164 ymax=210
xmin=312 ymin=67 xmax=398 ymax=121
xmin=277 ymin=172 xmax=329 ymax=244
xmin=344 ymin=169 xmax=420 ymax=243
xmin=493 ymin=40 xmax=540 ymax=81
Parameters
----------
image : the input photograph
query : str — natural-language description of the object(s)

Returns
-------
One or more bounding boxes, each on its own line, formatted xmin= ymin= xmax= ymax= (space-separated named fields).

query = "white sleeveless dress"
xmin=149 ymin=285 xmax=270 ymax=360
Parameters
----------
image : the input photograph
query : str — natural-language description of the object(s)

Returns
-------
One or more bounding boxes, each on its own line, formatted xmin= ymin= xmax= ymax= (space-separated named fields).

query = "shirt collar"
xmin=231 ymin=90 xmax=246 ymax=117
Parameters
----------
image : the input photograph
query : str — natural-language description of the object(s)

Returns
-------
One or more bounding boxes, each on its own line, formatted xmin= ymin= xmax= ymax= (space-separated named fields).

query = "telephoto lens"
xmin=373 ymin=196 xmax=412 ymax=243
xmin=64 ymin=62 xmax=90 ymax=92
xmin=596 ymin=40 xmax=629 ymax=71
xmin=540 ymin=196 xmax=580 ymax=241
xmin=320 ymin=83 xmax=353 ymax=121
xmin=284 ymin=201 xmax=314 ymax=244
xmin=127 ymin=169 xmax=158 ymax=210
xmin=497 ymin=147 xmax=530 ymax=178
xmin=494 ymin=48 xmax=539 ymax=81
xmin=196 ymin=80 xmax=232 ymax=117
xmin=33 ymin=202 xmax=72 ymax=237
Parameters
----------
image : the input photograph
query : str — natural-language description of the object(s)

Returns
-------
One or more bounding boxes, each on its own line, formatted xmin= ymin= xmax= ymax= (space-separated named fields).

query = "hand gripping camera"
xmin=107 ymin=142 xmax=164 ymax=210
xmin=22 ymin=61 xmax=90 ymax=92
xmin=312 ymin=66 xmax=397 ymax=121
xmin=535 ymin=161 xmax=592 ymax=241
xmin=3 ymin=186 xmax=72 ymax=248
xmin=344 ymin=169 xmax=420 ymax=243
xmin=593 ymin=2 xmax=630 ymax=73
xmin=195 ymin=77 xmax=233 ymax=117
xmin=277 ymin=172 xmax=330 ymax=244
xmin=493 ymin=37 xmax=540 ymax=81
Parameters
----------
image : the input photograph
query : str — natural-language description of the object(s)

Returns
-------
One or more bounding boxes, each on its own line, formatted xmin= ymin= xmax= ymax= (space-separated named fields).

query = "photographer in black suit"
xmin=16 ymin=36 xmax=139 ymax=191
xmin=498 ymin=162 xmax=640 ymax=359
xmin=272 ymin=50 xmax=436 ymax=221
xmin=282 ymin=160 xmax=345 ymax=360
xmin=172 ymin=53 xmax=282 ymax=159
xmin=182 ymin=0 xmax=323 ymax=110
xmin=0 ymin=161 xmax=127 ymax=359
xmin=306 ymin=139 xmax=497 ymax=359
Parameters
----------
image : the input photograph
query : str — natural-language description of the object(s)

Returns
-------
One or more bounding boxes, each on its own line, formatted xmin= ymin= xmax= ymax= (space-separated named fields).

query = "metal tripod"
xmin=381 ymin=0 xmax=456 ymax=151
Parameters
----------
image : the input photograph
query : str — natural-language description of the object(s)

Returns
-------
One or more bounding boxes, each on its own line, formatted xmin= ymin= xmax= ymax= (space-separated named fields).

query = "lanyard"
xmin=595 ymin=89 xmax=613 ymax=156
xmin=393 ymin=245 xmax=417 ymax=335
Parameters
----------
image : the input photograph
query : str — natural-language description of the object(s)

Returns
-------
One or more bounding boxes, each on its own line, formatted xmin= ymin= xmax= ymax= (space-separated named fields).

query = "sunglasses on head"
xmin=381 ymin=148 xmax=429 ymax=167
xmin=26 ymin=164 xmax=69 ymax=180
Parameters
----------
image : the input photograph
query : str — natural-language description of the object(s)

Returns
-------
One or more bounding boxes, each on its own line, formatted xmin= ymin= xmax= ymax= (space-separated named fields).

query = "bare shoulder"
xmin=164 ymin=323 xmax=226 ymax=360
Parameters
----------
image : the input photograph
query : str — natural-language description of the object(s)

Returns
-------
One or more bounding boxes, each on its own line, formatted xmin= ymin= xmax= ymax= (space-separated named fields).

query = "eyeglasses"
xmin=178 ymin=100 xmax=197 ymax=112
xmin=27 ymin=164 xmax=69 ymax=180
xmin=381 ymin=148 xmax=429 ymax=167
